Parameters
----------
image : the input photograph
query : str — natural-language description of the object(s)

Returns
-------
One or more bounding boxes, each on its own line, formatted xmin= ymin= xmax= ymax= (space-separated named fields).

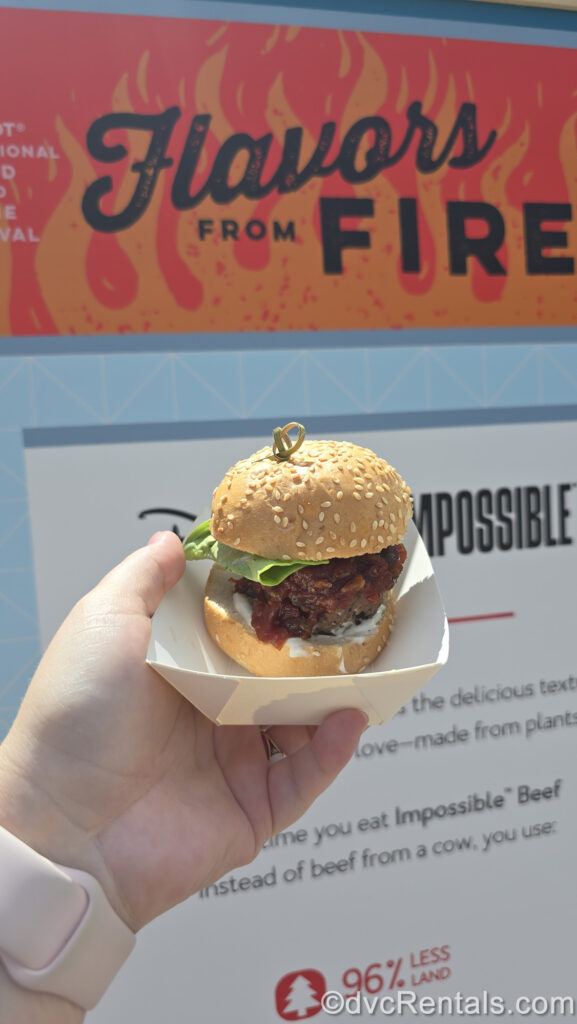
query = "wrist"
xmin=0 ymin=823 xmax=136 ymax=1011
xmin=0 ymin=743 xmax=135 ymax=932
xmin=0 ymin=959 xmax=85 ymax=1024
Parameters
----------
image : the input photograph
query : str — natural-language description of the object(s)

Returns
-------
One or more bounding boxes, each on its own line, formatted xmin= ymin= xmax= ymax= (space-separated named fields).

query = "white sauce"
xmin=233 ymin=591 xmax=257 ymax=626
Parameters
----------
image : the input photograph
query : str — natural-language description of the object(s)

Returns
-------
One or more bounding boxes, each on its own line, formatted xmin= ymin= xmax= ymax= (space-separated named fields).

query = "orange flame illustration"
xmin=1 ymin=9 xmax=576 ymax=336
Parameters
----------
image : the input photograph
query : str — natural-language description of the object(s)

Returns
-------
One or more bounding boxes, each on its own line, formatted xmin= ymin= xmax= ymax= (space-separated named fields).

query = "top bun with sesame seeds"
xmin=210 ymin=434 xmax=412 ymax=562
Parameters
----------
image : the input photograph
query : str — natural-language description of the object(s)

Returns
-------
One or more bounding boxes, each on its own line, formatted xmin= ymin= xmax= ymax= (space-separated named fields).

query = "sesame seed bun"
xmin=204 ymin=565 xmax=395 ymax=677
xmin=211 ymin=438 xmax=413 ymax=562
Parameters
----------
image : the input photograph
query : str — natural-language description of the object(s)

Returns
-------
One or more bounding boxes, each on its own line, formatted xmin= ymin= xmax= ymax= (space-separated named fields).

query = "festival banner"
xmin=1 ymin=7 xmax=577 ymax=336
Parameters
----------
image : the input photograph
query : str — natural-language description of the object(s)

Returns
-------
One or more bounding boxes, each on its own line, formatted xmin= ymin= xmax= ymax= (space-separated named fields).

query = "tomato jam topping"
xmin=234 ymin=544 xmax=407 ymax=649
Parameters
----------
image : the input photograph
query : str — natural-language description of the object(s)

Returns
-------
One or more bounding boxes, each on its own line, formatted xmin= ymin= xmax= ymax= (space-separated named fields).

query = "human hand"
xmin=0 ymin=532 xmax=366 ymax=933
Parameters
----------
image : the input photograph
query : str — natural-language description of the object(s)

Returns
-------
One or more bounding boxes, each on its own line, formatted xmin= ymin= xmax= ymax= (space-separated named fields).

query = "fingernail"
xmin=148 ymin=531 xmax=167 ymax=546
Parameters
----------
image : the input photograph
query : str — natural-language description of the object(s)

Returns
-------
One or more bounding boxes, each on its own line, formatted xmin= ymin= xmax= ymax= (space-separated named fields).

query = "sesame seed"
xmin=274 ymin=515 xmax=281 ymax=524
xmin=376 ymin=485 xmax=384 ymax=493
xmin=282 ymin=554 xmax=291 ymax=560
xmin=321 ymin=501 xmax=331 ymax=508
xmin=353 ymin=493 xmax=361 ymax=501
xmin=395 ymin=495 xmax=402 ymax=503
xmin=319 ymin=512 xmax=325 ymax=522
xmin=313 ymin=650 xmax=321 ymax=657
xmin=334 ymin=513 xmax=341 ymax=524
xmin=273 ymin=506 xmax=283 ymax=513
xmin=329 ymin=531 xmax=337 ymax=539
xmin=234 ymin=537 xmax=240 ymax=545
xmin=282 ymin=517 xmax=288 ymax=528
xmin=372 ymin=520 xmax=378 ymax=530
xmin=350 ymin=522 xmax=356 ymax=533
xmin=378 ymin=535 xmax=384 ymax=543
xmin=303 ymin=520 xmax=309 ymax=530
xmin=316 ymin=552 xmax=324 ymax=560
xmin=298 ymin=505 xmax=304 ymax=514
xmin=315 ymin=536 xmax=323 ymax=545
xmin=327 ymin=546 xmax=335 ymax=553
xmin=349 ymin=539 xmax=358 ymax=548
xmin=379 ymin=519 xmax=385 ymax=527
xmin=227 ymin=514 xmax=235 ymax=521
xmin=384 ymin=484 xmax=390 ymax=492
xmin=390 ymin=512 xmax=396 ymax=521
xmin=354 ymin=483 xmax=363 ymax=491
xmin=361 ymin=538 xmax=367 ymax=548
xmin=296 ymin=541 xmax=306 ymax=548
xmin=365 ymin=492 xmax=374 ymax=499
xmin=336 ymin=491 xmax=344 ymax=501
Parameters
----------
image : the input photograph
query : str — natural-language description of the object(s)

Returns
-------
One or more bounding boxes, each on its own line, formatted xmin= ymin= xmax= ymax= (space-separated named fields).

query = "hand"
xmin=0 ymin=532 xmax=366 ymax=932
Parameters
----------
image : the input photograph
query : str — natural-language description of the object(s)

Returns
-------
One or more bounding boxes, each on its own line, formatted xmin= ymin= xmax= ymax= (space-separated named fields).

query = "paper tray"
xmin=146 ymin=521 xmax=449 ymax=726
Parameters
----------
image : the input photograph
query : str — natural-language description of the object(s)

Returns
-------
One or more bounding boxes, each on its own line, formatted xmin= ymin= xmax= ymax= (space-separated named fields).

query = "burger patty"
xmin=234 ymin=544 xmax=407 ymax=649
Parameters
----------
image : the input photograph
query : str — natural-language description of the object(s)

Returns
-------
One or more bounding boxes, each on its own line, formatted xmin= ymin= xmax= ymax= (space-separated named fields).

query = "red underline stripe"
xmin=448 ymin=612 xmax=515 ymax=624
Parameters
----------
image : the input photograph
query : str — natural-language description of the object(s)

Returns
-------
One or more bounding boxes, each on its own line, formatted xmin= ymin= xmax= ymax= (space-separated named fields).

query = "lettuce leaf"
xmin=183 ymin=519 xmax=328 ymax=586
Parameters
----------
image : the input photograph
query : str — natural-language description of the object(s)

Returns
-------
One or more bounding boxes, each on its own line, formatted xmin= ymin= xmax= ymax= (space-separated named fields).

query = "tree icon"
xmin=282 ymin=973 xmax=322 ymax=1018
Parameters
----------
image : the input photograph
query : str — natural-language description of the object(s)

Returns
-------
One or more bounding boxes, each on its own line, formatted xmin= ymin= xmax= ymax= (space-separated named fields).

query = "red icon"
xmin=275 ymin=969 xmax=327 ymax=1020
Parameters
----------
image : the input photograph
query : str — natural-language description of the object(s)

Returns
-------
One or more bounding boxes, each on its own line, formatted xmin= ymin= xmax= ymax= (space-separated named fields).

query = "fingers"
xmin=267 ymin=708 xmax=368 ymax=834
xmin=89 ymin=531 xmax=186 ymax=619
xmin=263 ymin=725 xmax=315 ymax=759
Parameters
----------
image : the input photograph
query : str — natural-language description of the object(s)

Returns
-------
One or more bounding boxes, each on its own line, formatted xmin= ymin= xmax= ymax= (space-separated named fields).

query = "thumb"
xmin=91 ymin=531 xmax=186 ymax=619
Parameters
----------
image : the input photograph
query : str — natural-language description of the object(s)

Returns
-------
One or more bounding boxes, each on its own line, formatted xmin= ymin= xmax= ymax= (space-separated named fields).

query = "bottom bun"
xmin=203 ymin=565 xmax=395 ymax=677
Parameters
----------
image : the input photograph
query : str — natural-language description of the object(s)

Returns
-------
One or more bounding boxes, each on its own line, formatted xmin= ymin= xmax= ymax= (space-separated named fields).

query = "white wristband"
xmin=0 ymin=826 xmax=136 ymax=1010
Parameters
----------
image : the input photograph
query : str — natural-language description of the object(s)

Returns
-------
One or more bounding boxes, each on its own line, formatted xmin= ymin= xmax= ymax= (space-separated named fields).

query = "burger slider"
xmin=184 ymin=424 xmax=413 ymax=677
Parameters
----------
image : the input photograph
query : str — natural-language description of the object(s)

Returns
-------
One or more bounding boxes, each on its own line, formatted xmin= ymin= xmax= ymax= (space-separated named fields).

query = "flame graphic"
xmin=1 ymin=8 xmax=577 ymax=336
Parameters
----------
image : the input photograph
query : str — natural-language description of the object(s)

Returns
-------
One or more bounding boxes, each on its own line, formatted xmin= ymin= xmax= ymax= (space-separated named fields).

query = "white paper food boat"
xmin=146 ymin=521 xmax=449 ymax=726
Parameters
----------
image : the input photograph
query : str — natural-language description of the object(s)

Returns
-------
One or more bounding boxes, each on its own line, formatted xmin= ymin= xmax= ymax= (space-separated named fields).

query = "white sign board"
xmin=25 ymin=420 xmax=577 ymax=1021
